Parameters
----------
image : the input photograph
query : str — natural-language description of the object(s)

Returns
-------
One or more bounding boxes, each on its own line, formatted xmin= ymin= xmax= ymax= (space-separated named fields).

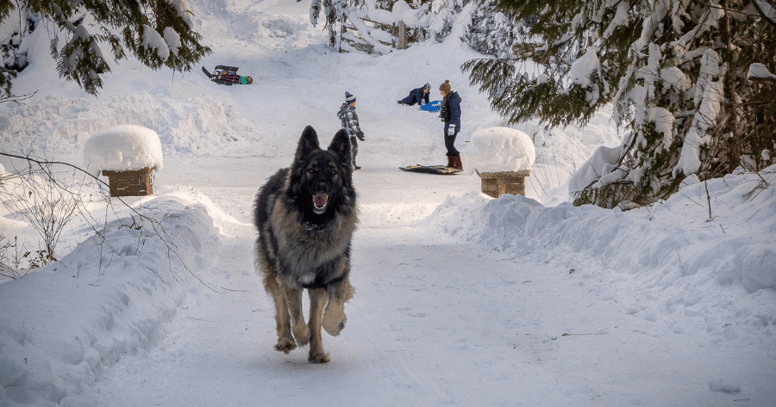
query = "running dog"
xmin=253 ymin=126 xmax=357 ymax=363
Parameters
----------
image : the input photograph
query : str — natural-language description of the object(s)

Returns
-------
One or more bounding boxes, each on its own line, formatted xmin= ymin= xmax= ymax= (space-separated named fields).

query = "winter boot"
xmin=450 ymin=154 xmax=463 ymax=170
xmin=446 ymin=155 xmax=454 ymax=168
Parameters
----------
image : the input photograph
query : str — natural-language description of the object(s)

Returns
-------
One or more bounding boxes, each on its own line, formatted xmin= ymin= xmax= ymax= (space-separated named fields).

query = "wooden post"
xmin=398 ymin=21 xmax=407 ymax=50
xmin=102 ymin=167 xmax=154 ymax=197
xmin=477 ymin=170 xmax=530 ymax=198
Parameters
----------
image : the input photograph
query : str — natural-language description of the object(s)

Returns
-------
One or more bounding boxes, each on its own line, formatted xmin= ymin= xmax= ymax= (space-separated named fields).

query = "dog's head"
xmin=287 ymin=126 xmax=355 ymax=219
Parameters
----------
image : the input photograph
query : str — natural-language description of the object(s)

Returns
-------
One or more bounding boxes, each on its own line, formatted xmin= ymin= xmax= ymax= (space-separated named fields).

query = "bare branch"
xmin=0 ymin=152 xmax=217 ymax=291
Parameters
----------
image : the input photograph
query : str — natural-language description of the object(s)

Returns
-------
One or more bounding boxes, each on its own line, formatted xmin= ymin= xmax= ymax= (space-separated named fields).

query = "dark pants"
xmin=444 ymin=131 xmax=459 ymax=156
xmin=399 ymin=94 xmax=419 ymax=105
xmin=350 ymin=136 xmax=359 ymax=164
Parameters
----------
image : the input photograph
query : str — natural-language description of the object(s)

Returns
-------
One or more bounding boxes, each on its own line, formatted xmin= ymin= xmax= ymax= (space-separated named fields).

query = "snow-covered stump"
xmin=462 ymin=127 xmax=536 ymax=198
xmin=83 ymin=125 xmax=164 ymax=197
xmin=477 ymin=170 xmax=530 ymax=198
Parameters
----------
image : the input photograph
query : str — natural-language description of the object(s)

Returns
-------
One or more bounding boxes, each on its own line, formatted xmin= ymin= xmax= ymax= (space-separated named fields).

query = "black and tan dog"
xmin=253 ymin=126 xmax=357 ymax=363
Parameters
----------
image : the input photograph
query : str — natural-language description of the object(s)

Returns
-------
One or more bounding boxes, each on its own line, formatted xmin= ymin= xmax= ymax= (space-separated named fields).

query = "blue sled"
xmin=420 ymin=101 xmax=441 ymax=112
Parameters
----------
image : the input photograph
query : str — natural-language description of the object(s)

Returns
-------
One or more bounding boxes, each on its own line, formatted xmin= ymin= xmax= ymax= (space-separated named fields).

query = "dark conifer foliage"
xmin=1 ymin=0 xmax=211 ymax=99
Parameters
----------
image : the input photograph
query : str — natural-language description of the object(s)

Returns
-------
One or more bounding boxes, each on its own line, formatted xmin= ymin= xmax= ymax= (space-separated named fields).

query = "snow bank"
xmin=83 ymin=125 xmax=164 ymax=176
xmin=0 ymin=194 xmax=221 ymax=406
xmin=427 ymin=166 xmax=776 ymax=342
xmin=462 ymin=127 xmax=535 ymax=174
xmin=0 ymin=92 xmax=257 ymax=160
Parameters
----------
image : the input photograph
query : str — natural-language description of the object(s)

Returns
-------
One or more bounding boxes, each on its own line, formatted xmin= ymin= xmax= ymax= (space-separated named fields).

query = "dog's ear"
xmin=296 ymin=126 xmax=320 ymax=161
xmin=328 ymin=129 xmax=352 ymax=166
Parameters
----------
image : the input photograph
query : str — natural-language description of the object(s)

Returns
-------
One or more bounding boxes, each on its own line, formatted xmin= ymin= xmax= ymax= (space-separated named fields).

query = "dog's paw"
xmin=323 ymin=306 xmax=347 ymax=336
xmin=308 ymin=350 xmax=330 ymax=364
xmin=274 ymin=339 xmax=297 ymax=354
xmin=322 ymin=318 xmax=346 ymax=336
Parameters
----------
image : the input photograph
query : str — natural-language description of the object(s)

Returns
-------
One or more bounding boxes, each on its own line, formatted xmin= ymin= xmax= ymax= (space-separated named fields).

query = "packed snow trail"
xmin=92 ymin=168 xmax=579 ymax=406
xmin=91 ymin=164 xmax=768 ymax=406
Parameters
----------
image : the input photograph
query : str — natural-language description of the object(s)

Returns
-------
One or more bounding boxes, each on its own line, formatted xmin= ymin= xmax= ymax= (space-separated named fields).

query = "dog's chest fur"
xmin=266 ymin=190 xmax=357 ymax=289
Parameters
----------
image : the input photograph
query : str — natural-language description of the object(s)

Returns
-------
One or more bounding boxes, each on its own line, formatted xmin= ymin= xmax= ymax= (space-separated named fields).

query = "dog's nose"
xmin=315 ymin=183 xmax=329 ymax=194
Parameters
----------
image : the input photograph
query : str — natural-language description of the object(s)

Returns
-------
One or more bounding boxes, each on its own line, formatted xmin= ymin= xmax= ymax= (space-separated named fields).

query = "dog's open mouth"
xmin=313 ymin=194 xmax=329 ymax=214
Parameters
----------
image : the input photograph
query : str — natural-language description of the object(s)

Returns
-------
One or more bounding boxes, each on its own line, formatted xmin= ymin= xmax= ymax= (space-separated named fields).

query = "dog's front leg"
xmin=307 ymin=288 xmax=330 ymax=363
xmin=323 ymin=276 xmax=355 ymax=336
xmin=285 ymin=287 xmax=309 ymax=347
xmin=265 ymin=273 xmax=296 ymax=353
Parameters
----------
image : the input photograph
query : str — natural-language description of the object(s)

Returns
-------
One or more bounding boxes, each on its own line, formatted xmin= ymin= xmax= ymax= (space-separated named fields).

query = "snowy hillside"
xmin=1 ymin=0 xmax=774 ymax=406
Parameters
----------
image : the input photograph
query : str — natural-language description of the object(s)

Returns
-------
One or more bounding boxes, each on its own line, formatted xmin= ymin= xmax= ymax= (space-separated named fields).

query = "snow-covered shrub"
xmin=0 ymin=162 xmax=83 ymax=263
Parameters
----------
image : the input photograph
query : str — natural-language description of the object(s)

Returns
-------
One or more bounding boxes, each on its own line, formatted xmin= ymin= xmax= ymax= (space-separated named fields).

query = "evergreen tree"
xmin=309 ymin=0 xmax=478 ymax=49
xmin=310 ymin=0 xmax=345 ymax=47
xmin=465 ymin=0 xmax=535 ymax=58
xmin=464 ymin=0 xmax=776 ymax=208
xmin=0 ymin=0 xmax=211 ymax=100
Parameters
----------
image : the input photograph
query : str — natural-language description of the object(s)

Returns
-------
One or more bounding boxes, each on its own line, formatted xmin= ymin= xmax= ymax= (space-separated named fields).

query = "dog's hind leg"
xmin=307 ymin=288 xmax=331 ymax=363
xmin=265 ymin=274 xmax=296 ymax=353
xmin=323 ymin=277 xmax=355 ymax=336
xmin=285 ymin=287 xmax=309 ymax=347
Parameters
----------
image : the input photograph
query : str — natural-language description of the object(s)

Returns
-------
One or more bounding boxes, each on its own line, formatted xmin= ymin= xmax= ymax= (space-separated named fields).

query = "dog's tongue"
xmin=313 ymin=194 xmax=329 ymax=212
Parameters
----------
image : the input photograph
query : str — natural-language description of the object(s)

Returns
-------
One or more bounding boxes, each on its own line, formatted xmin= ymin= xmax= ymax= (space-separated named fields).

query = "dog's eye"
xmin=308 ymin=169 xmax=315 ymax=174
xmin=331 ymin=169 xmax=337 ymax=175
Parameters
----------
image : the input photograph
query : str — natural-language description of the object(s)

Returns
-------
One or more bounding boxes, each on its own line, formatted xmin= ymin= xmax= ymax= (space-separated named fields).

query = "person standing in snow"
xmin=397 ymin=83 xmax=430 ymax=106
xmin=337 ymin=92 xmax=365 ymax=170
xmin=439 ymin=80 xmax=462 ymax=170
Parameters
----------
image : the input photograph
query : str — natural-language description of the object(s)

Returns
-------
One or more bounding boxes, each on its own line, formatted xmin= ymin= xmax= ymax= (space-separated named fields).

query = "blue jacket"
xmin=440 ymin=91 xmax=461 ymax=131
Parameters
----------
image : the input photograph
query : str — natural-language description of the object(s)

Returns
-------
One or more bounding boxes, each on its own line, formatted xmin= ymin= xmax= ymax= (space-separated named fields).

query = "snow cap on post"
xmin=83 ymin=125 xmax=164 ymax=177
xmin=461 ymin=127 xmax=536 ymax=175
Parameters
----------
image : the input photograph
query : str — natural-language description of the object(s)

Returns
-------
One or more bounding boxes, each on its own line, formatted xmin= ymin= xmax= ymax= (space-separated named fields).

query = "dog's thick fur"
xmin=254 ymin=126 xmax=357 ymax=363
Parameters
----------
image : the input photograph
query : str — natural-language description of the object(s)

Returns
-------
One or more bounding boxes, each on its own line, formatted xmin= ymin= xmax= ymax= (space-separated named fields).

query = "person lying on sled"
xmin=215 ymin=68 xmax=252 ymax=85
xmin=205 ymin=65 xmax=253 ymax=85
xmin=397 ymin=83 xmax=430 ymax=106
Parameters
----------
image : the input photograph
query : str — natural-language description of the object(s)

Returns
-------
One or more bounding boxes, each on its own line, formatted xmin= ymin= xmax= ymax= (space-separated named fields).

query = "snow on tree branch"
xmin=747 ymin=62 xmax=776 ymax=81
xmin=754 ymin=0 xmax=776 ymax=27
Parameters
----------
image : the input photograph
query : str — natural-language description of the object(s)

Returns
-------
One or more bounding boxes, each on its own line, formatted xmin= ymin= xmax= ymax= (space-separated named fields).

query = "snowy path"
xmin=90 ymin=162 xmax=765 ymax=406
xmin=92 ymin=184 xmax=575 ymax=406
